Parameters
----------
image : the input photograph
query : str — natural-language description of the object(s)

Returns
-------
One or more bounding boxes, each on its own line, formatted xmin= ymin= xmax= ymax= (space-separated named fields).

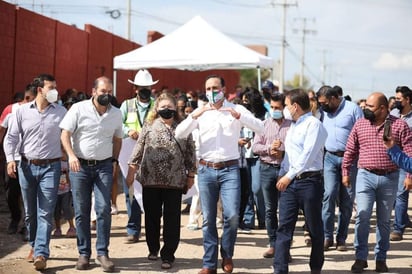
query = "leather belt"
xmin=364 ymin=168 xmax=397 ymax=176
xmin=295 ymin=171 xmax=322 ymax=180
xmin=21 ymin=156 xmax=60 ymax=166
xmin=199 ymin=159 xmax=238 ymax=170
xmin=326 ymin=150 xmax=345 ymax=157
xmin=261 ymin=161 xmax=281 ymax=168
xmin=78 ymin=157 xmax=111 ymax=166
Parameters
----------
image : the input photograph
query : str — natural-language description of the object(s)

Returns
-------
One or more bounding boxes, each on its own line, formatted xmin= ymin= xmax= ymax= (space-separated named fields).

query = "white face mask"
xmin=206 ymin=90 xmax=224 ymax=104
xmin=283 ymin=107 xmax=293 ymax=120
xmin=46 ymin=89 xmax=59 ymax=103
xmin=138 ymin=101 xmax=150 ymax=108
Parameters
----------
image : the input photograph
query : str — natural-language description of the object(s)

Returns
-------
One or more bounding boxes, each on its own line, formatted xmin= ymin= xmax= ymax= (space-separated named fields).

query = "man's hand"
xmin=238 ymin=138 xmax=251 ymax=147
xmin=276 ymin=175 xmax=292 ymax=192
xmin=126 ymin=164 xmax=137 ymax=187
xmin=383 ymin=136 xmax=395 ymax=149
xmin=404 ymin=177 xmax=412 ymax=190
xmin=219 ymin=107 xmax=241 ymax=119
xmin=191 ymin=104 xmax=213 ymax=120
xmin=68 ymin=155 xmax=80 ymax=173
xmin=342 ymin=175 xmax=351 ymax=188
xmin=128 ymin=130 xmax=139 ymax=140
xmin=7 ymin=161 xmax=17 ymax=178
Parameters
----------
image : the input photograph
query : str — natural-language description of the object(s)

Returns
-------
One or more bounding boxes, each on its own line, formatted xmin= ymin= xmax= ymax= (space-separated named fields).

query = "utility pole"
xmin=271 ymin=0 xmax=297 ymax=93
xmin=320 ymin=49 xmax=328 ymax=85
xmin=127 ymin=0 xmax=131 ymax=40
xmin=293 ymin=18 xmax=316 ymax=87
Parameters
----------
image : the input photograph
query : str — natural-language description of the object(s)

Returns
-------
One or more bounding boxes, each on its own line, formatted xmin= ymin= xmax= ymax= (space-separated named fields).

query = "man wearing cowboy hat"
xmin=119 ymin=69 xmax=159 ymax=244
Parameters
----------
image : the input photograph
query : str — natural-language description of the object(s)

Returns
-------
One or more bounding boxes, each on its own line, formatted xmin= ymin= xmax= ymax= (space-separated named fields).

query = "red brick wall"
xmin=0 ymin=1 xmax=241 ymax=110
xmin=14 ymin=7 xmax=56 ymax=96
xmin=55 ymin=22 xmax=88 ymax=95
xmin=0 ymin=1 xmax=16 ymax=110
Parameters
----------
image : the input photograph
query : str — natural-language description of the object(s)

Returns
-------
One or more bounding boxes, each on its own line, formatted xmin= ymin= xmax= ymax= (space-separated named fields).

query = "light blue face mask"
xmin=270 ymin=109 xmax=283 ymax=120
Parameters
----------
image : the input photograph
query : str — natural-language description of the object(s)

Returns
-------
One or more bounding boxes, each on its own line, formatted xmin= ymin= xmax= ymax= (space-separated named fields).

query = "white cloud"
xmin=373 ymin=52 xmax=412 ymax=70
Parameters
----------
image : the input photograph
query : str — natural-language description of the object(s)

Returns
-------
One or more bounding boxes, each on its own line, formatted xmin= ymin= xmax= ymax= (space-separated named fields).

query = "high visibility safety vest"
xmin=124 ymin=97 xmax=154 ymax=133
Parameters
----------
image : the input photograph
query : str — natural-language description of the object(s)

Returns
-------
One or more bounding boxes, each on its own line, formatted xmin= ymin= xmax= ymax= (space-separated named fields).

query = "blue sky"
xmin=7 ymin=0 xmax=412 ymax=100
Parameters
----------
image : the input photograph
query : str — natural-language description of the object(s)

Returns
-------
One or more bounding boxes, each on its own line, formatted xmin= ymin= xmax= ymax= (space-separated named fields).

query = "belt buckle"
xmin=86 ymin=160 xmax=97 ymax=166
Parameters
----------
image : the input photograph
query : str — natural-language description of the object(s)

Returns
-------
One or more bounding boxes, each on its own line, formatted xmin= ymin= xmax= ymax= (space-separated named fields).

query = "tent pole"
xmin=257 ymin=66 xmax=262 ymax=91
xmin=113 ymin=70 xmax=117 ymax=97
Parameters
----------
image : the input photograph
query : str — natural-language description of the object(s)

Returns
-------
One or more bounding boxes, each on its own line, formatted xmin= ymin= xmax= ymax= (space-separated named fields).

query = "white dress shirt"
xmin=175 ymin=100 xmax=264 ymax=162
xmin=280 ymin=112 xmax=328 ymax=179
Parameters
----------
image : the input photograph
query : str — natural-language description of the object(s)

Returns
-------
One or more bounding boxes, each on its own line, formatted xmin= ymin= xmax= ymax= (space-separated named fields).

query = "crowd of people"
xmin=1 ymin=69 xmax=412 ymax=274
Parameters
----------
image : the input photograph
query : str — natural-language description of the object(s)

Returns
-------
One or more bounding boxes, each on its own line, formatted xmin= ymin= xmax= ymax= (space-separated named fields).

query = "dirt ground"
xmin=1 ymin=189 xmax=412 ymax=274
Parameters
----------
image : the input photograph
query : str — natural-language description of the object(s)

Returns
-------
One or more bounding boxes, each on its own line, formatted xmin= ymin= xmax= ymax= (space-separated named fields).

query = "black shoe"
xmin=375 ymin=260 xmax=388 ymax=273
xmin=76 ymin=255 xmax=90 ymax=270
xmin=324 ymin=239 xmax=333 ymax=251
xmin=96 ymin=255 xmax=114 ymax=272
xmin=181 ymin=204 xmax=191 ymax=214
xmin=161 ymin=260 xmax=173 ymax=269
xmin=125 ymin=234 xmax=139 ymax=244
xmin=7 ymin=220 xmax=18 ymax=234
xmin=351 ymin=259 xmax=367 ymax=273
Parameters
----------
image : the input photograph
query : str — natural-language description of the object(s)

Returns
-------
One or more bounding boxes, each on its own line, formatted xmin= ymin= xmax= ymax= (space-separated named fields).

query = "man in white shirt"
xmin=60 ymin=76 xmax=122 ymax=273
xmin=176 ymin=75 xmax=264 ymax=274
xmin=274 ymin=89 xmax=327 ymax=274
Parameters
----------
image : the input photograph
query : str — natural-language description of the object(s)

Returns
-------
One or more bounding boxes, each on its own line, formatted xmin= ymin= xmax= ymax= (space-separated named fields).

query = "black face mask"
xmin=97 ymin=94 xmax=112 ymax=106
xmin=363 ymin=109 xmax=376 ymax=122
xmin=158 ymin=108 xmax=176 ymax=119
xmin=394 ymin=101 xmax=403 ymax=111
xmin=321 ymin=104 xmax=333 ymax=113
xmin=139 ymin=88 xmax=151 ymax=101
xmin=242 ymin=103 xmax=251 ymax=111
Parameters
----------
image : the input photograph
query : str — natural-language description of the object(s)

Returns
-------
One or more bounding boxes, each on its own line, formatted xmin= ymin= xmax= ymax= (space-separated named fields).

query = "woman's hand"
xmin=126 ymin=164 xmax=137 ymax=187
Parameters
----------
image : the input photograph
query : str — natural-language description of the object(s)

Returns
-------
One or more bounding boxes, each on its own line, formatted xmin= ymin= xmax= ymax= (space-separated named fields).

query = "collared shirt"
xmin=4 ymin=101 xmax=67 ymax=162
xmin=342 ymin=115 xmax=412 ymax=177
xmin=252 ymin=118 xmax=292 ymax=165
xmin=323 ymin=98 xmax=363 ymax=152
xmin=175 ymin=100 xmax=264 ymax=162
xmin=390 ymin=108 xmax=412 ymax=129
xmin=59 ymin=98 xmax=123 ymax=160
xmin=279 ymin=112 xmax=328 ymax=179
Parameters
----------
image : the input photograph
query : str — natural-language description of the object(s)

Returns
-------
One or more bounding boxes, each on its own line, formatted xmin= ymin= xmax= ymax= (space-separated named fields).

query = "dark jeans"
xmin=260 ymin=162 xmax=280 ymax=247
xmin=143 ymin=187 xmax=182 ymax=262
xmin=239 ymin=167 xmax=250 ymax=227
xmin=274 ymin=174 xmax=324 ymax=274
xmin=121 ymin=175 xmax=142 ymax=237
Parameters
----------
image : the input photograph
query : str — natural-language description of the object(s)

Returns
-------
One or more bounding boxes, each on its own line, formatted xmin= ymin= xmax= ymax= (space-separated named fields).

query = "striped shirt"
xmin=252 ymin=118 xmax=292 ymax=165
xmin=342 ymin=115 xmax=412 ymax=177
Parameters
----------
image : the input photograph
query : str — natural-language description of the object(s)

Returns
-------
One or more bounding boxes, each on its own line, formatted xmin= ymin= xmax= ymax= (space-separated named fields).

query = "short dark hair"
xmin=395 ymin=86 xmax=412 ymax=102
xmin=333 ymin=85 xmax=343 ymax=96
xmin=205 ymin=75 xmax=225 ymax=87
xmin=284 ymin=88 xmax=310 ymax=111
xmin=32 ymin=74 xmax=55 ymax=89
xmin=270 ymin=92 xmax=285 ymax=106
xmin=316 ymin=85 xmax=338 ymax=99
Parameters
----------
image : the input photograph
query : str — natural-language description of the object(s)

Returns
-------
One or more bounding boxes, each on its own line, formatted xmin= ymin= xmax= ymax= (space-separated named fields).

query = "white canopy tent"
xmin=113 ymin=16 xmax=274 ymax=92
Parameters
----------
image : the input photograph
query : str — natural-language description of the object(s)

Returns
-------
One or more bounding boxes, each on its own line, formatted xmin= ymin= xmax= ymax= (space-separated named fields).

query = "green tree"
xmin=285 ymin=73 xmax=311 ymax=90
xmin=239 ymin=69 xmax=271 ymax=89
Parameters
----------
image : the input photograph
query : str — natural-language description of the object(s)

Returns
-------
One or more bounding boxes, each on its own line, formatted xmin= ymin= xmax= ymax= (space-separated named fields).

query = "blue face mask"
xmin=270 ymin=109 xmax=283 ymax=120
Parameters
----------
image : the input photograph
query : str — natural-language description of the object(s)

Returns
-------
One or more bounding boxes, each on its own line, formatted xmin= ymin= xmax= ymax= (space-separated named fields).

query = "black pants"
xmin=5 ymin=170 xmax=22 ymax=223
xmin=143 ymin=187 xmax=182 ymax=262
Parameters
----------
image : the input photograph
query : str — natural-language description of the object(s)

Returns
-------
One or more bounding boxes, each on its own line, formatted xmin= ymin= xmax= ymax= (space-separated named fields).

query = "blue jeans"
xmin=121 ymin=175 xmax=142 ymax=237
xmin=18 ymin=160 xmax=61 ymax=259
xmin=354 ymin=169 xmax=398 ymax=261
xmin=70 ymin=160 xmax=113 ymax=257
xmin=274 ymin=174 xmax=324 ymax=274
xmin=393 ymin=169 xmax=410 ymax=234
xmin=322 ymin=152 xmax=356 ymax=243
xmin=198 ymin=163 xmax=240 ymax=270
xmin=259 ymin=162 xmax=280 ymax=247
xmin=243 ymin=158 xmax=265 ymax=228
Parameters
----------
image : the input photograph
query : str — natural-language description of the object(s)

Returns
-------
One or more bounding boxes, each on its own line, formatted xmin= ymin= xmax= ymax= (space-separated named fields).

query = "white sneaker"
xmin=111 ymin=205 xmax=118 ymax=215
xmin=187 ymin=224 xmax=200 ymax=230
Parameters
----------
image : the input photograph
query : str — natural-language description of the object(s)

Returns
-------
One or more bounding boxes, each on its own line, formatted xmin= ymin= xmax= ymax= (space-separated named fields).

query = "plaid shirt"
xmin=342 ymin=115 xmax=412 ymax=178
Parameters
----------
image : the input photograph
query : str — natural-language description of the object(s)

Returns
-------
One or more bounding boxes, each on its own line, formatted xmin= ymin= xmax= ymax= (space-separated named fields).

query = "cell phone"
xmin=244 ymin=137 xmax=251 ymax=142
xmin=383 ymin=119 xmax=391 ymax=141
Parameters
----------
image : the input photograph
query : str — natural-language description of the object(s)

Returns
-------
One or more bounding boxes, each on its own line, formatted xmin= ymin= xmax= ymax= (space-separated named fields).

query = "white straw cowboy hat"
xmin=128 ymin=69 xmax=159 ymax=86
